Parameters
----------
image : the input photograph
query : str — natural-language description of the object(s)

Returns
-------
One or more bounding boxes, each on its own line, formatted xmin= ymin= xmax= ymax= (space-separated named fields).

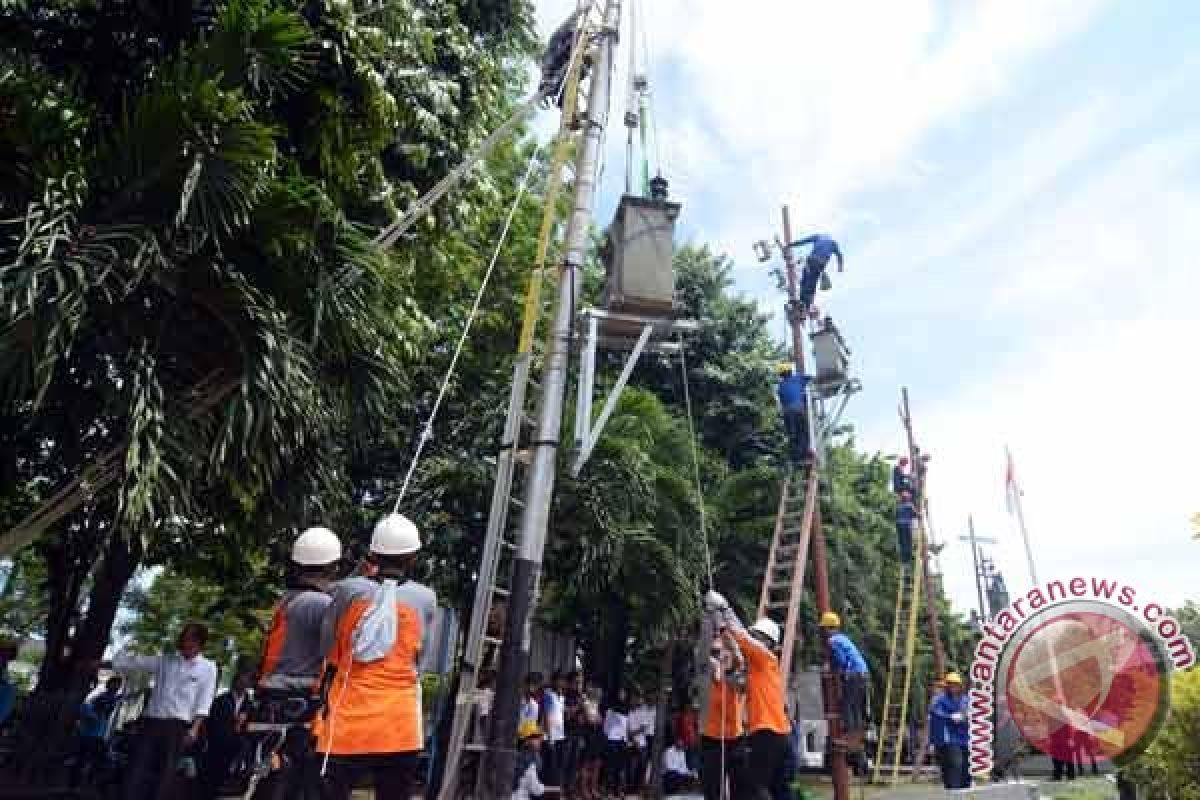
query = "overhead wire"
xmin=392 ymin=148 xmax=543 ymax=511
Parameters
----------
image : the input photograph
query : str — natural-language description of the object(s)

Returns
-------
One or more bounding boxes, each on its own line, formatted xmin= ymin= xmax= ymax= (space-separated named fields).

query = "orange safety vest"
xmin=313 ymin=591 xmax=423 ymax=755
xmin=732 ymin=629 xmax=789 ymax=735
xmin=702 ymin=676 xmax=744 ymax=740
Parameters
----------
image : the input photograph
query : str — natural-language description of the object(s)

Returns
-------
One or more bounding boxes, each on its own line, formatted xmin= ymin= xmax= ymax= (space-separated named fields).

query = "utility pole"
xmin=899 ymin=389 xmax=946 ymax=679
xmin=1006 ymin=446 xmax=1039 ymax=585
xmin=780 ymin=207 xmax=850 ymax=800
xmin=484 ymin=2 xmax=621 ymax=796
xmin=959 ymin=516 xmax=997 ymax=622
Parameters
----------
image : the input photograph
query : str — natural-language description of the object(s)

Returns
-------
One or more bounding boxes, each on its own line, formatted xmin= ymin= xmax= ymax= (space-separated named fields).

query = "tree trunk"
xmin=604 ymin=600 xmax=629 ymax=701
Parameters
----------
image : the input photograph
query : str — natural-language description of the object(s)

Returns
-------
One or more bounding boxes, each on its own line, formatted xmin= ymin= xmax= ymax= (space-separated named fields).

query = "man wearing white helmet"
xmin=256 ymin=526 xmax=343 ymax=800
xmin=314 ymin=512 xmax=436 ymax=799
xmin=704 ymin=590 xmax=790 ymax=800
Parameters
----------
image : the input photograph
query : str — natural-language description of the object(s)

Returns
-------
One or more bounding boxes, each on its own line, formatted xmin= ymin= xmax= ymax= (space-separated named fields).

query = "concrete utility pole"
xmin=484 ymin=2 xmax=622 ymax=796
xmin=780 ymin=207 xmax=850 ymax=800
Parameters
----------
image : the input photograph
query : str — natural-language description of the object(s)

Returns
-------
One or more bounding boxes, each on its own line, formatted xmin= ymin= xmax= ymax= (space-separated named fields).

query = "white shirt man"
xmin=542 ymin=686 xmax=566 ymax=743
xmin=629 ymin=702 xmax=655 ymax=748
xmin=114 ymin=623 xmax=217 ymax=800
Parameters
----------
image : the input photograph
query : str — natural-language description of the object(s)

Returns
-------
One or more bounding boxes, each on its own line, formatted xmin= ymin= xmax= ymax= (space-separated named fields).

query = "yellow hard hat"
xmin=517 ymin=720 xmax=544 ymax=741
xmin=776 ymin=361 xmax=794 ymax=374
xmin=944 ymin=672 xmax=963 ymax=685
xmin=819 ymin=611 xmax=841 ymax=628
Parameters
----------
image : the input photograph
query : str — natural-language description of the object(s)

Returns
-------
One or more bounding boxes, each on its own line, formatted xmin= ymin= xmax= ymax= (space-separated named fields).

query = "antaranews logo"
xmin=968 ymin=577 xmax=1195 ymax=776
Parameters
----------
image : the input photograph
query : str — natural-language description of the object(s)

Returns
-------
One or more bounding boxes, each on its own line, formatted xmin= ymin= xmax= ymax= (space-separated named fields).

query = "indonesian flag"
xmin=1005 ymin=447 xmax=1022 ymax=515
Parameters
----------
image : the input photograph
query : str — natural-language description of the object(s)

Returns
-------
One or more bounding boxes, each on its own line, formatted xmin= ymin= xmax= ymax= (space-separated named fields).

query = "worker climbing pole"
xmin=872 ymin=388 xmax=948 ymax=784
xmin=900 ymin=388 xmax=948 ymax=782
xmin=752 ymin=207 xmax=861 ymax=800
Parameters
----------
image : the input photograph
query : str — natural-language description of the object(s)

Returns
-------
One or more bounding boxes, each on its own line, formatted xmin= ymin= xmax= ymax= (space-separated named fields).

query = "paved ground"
xmin=786 ymin=775 xmax=1116 ymax=800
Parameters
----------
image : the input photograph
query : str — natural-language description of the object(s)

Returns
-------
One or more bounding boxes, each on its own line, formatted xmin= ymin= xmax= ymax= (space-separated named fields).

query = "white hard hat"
xmin=370 ymin=513 xmax=422 ymax=555
xmin=291 ymin=527 xmax=342 ymax=566
xmin=750 ymin=617 xmax=781 ymax=646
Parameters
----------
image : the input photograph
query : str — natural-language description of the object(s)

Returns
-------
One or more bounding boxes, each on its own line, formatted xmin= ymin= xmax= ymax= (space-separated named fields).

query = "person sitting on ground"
xmin=895 ymin=491 xmax=917 ymax=564
xmin=73 ymin=674 xmax=123 ymax=785
xmin=790 ymin=233 xmax=844 ymax=311
xmin=818 ymin=612 xmax=869 ymax=744
xmin=662 ymin=736 xmax=697 ymax=795
xmin=513 ymin=721 xmax=547 ymax=800
xmin=776 ymin=363 xmax=813 ymax=466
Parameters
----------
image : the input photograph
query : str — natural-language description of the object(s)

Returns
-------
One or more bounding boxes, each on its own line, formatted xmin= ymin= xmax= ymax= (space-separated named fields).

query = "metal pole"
xmin=1007 ymin=448 xmax=1039 ymax=585
xmin=968 ymin=517 xmax=986 ymax=622
xmin=484 ymin=3 xmax=621 ymax=797
xmin=781 ymin=207 xmax=850 ymax=800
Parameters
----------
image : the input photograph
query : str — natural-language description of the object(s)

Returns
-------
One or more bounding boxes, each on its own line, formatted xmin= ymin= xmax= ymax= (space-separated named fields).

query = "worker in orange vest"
xmin=704 ymin=590 xmax=790 ymax=800
xmin=256 ymin=526 xmax=343 ymax=800
xmin=313 ymin=513 xmax=436 ymax=798
xmin=701 ymin=630 xmax=747 ymax=800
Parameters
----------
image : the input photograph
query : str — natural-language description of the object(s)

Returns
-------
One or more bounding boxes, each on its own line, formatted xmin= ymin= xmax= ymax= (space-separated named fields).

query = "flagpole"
xmin=1007 ymin=446 xmax=1039 ymax=586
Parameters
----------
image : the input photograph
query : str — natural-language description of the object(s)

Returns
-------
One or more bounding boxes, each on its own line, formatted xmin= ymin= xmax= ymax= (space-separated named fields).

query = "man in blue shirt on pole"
xmin=776 ymin=363 xmax=813 ymax=467
xmin=790 ymin=234 xmax=844 ymax=311
xmin=819 ymin=613 xmax=868 ymax=746
xmin=930 ymin=673 xmax=971 ymax=789
xmin=895 ymin=491 xmax=917 ymax=564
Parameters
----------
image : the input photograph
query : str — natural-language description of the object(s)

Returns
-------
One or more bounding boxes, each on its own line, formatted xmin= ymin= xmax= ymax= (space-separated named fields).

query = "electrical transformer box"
xmin=811 ymin=328 xmax=850 ymax=392
xmin=601 ymin=193 xmax=682 ymax=316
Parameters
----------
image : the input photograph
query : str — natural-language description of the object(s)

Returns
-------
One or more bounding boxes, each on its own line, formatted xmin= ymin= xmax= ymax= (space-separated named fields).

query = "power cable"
xmin=392 ymin=149 xmax=542 ymax=510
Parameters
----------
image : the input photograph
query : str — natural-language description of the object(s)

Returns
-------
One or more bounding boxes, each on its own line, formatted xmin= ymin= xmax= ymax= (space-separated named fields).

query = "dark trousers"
xmin=561 ymin=734 xmax=584 ymax=790
xmin=896 ymin=523 xmax=913 ymax=563
xmin=319 ymin=752 xmax=417 ymax=800
xmin=938 ymin=745 xmax=970 ymax=789
xmin=798 ymin=256 xmax=828 ymax=309
xmin=782 ymin=410 xmax=810 ymax=465
xmin=664 ymin=771 xmax=690 ymax=794
xmin=840 ymin=673 xmax=867 ymax=735
xmin=255 ymin=726 xmax=322 ymax=800
xmin=745 ymin=731 xmax=789 ymax=800
xmin=71 ymin=736 xmax=108 ymax=786
xmin=123 ymin=717 xmax=189 ymax=800
xmin=701 ymin=737 xmax=745 ymax=800
xmin=603 ymin=739 xmax=627 ymax=794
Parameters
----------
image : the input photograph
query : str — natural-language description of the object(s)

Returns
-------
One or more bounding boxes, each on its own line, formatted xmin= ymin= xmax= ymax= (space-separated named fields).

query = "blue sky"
xmin=533 ymin=0 xmax=1200 ymax=617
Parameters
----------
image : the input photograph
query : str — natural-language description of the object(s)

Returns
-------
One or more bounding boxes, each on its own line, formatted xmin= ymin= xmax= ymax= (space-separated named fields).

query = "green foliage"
xmin=1123 ymin=666 xmax=1200 ymax=799
xmin=119 ymin=571 xmax=270 ymax=677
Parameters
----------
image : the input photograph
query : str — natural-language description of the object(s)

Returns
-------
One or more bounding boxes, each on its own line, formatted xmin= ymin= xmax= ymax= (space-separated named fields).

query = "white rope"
xmin=677 ymin=334 xmax=713 ymax=589
xmin=392 ymin=149 xmax=542 ymax=511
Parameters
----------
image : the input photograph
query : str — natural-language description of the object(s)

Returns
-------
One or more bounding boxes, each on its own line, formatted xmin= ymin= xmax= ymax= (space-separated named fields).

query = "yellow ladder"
xmin=871 ymin=519 xmax=925 ymax=784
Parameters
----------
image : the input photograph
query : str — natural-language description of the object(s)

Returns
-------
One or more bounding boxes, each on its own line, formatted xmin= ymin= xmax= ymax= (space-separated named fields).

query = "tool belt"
xmin=250 ymin=688 xmax=323 ymax=726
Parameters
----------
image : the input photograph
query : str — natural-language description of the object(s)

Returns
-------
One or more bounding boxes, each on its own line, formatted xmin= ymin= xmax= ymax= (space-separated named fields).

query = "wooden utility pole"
xmin=781 ymin=207 xmax=850 ymax=800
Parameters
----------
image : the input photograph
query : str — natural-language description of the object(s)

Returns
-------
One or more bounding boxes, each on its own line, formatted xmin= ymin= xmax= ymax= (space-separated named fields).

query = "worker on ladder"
xmin=776 ymin=363 xmax=813 ymax=467
xmin=818 ymin=613 xmax=868 ymax=750
xmin=788 ymin=233 xmax=844 ymax=311
xmin=314 ymin=513 xmax=436 ymax=799
xmin=930 ymin=673 xmax=970 ymax=789
xmin=703 ymin=591 xmax=789 ymax=800
xmin=891 ymin=457 xmax=912 ymax=496
xmin=895 ymin=491 xmax=917 ymax=564
xmin=256 ymin=526 xmax=344 ymax=800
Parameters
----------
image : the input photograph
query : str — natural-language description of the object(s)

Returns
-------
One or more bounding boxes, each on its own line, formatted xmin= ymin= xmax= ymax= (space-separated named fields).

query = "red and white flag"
xmin=1005 ymin=447 xmax=1022 ymax=515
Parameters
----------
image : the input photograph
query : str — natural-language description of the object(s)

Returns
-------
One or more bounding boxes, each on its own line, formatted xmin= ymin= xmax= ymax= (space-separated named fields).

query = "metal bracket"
xmin=571 ymin=308 xmax=700 ymax=476
xmin=812 ymin=378 xmax=862 ymax=464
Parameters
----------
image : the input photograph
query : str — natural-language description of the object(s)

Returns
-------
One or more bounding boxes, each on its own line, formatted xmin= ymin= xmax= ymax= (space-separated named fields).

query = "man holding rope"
xmin=704 ymin=591 xmax=790 ymax=800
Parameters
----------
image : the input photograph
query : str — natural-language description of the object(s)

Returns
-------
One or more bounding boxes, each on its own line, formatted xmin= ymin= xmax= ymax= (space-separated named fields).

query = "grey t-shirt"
xmin=320 ymin=576 xmax=438 ymax=668
xmin=259 ymin=588 xmax=332 ymax=691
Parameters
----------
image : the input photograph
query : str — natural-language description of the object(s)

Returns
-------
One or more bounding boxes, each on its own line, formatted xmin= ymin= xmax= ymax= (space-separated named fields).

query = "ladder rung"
xmin=501 ymin=539 xmax=516 ymax=550
xmin=484 ymin=635 xmax=502 ymax=646
xmin=464 ymin=743 xmax=487 ymax=752
xmin=767 ymin=601 xmax=789 ymax=612
xmin=492 ymin=586 xmax=510 ymax=598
